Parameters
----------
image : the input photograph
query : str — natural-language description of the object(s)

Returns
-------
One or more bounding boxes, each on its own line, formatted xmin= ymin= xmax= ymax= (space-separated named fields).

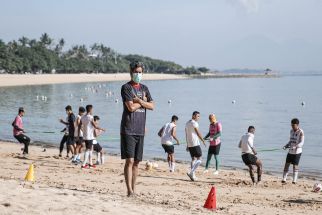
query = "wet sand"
xmin=0 ymin=142 xmax=321 ymax=214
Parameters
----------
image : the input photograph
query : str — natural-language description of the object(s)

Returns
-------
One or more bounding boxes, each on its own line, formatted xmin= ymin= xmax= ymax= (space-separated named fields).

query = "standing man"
xmin=12 ymin=107 xmax=31 ymax=156
xmin=203 ymin=114 xmax=222 ymax=175
xmin=60 ymin=105 xmax=76 ymax=159
xmin=120 ymin=61 xmax=154 ymax=197
xmin=72 ymin=106 xmax=85 ymax=164
xmin=185 ymin=111 xmax=206 ymax=181
xmin=79 ymin=105 xmax=105 ymax=169
xmin=158 ymin=115 xmax=180 ymax=172
xmin=238 ymin=126 xmax=262 ymax=185
xmin=282 ymin=118 xmax=304 ymax=184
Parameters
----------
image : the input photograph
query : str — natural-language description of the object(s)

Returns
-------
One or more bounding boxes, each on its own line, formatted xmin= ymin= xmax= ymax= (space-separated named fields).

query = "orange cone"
xmin=204 ymin=186 xmax=216 ymax=210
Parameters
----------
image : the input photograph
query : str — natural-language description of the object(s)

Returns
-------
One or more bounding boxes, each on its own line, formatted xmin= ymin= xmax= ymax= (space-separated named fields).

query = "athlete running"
xmin=12 ymin=107 xmax=31 ymax=156
xmin=158 ymin=115 xmax=179 ymax=172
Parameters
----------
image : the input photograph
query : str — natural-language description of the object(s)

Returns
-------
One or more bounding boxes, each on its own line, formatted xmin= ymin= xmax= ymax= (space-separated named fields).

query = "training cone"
xmin=204 ymin=186 xmax=216 ymax=210
xmin=25 ymin=164 xmax=34 ymax=182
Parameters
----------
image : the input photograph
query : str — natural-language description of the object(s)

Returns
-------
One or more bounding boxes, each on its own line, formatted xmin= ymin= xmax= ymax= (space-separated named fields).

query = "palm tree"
xmin=40 ymin=33 xmax=53 ymax=48
xmin=18 ymin=36 xmax=29 ymax=47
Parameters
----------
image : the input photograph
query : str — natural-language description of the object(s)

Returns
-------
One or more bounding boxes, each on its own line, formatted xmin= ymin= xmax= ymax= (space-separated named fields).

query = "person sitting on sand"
xmin=93 ymin=115 xmax=105 ymax=165
xmin=203 ymin=114 xmax=222 ymax=175
xmin=79 ymin=105 xmax=105 ymax=169
xmin=12 ymin=107 xmax=30 ymax=156
xmin=282 ymin=118 xmax=304 ymax=184
xmin=158 ymin=115 xmax=180 ymax=172
xmin=185 ymin=111 xmax=206 ymax=181
xmin=72 ymin=106 xmax=85 ymax=164
xmin=238 ymin=126 xmax=262 ymax=184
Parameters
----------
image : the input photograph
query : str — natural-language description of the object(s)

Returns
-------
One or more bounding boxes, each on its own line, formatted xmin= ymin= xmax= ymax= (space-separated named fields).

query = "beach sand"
xmin=0 ymin=142 xmax=321 ymax=215
xmin=0 ymin=73 xmax=187 ymax=87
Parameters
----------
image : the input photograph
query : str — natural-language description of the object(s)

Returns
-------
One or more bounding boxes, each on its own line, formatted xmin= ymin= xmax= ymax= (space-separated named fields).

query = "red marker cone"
xmin=204 ymin=186 xmax=216 ymax=210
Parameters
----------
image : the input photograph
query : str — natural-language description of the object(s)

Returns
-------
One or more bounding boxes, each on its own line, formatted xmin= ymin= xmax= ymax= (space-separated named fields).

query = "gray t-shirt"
xmin=120 ymin=82 xmax=153 ymax=136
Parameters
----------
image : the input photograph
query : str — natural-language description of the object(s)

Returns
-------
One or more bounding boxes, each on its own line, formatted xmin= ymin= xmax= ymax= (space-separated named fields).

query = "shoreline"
xmin=2 ymin=138 xmax=321 ymax=181
xmin=0 ymin=73 xmax=278 ymax=87
xmin=1 ymin=141 xmax=321 ymax=214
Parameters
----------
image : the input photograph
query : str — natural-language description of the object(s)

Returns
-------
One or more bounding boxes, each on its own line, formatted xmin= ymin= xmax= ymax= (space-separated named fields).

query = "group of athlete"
xmin=11 ymin=60 xmax=305 ymax=197
xmin=158 ymin=112 xmax=304 ymax=185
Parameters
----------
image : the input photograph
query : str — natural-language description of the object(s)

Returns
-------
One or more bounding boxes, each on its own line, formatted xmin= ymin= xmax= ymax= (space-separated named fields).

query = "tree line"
xmin=0 ymin=33 xmax=209 ymax=74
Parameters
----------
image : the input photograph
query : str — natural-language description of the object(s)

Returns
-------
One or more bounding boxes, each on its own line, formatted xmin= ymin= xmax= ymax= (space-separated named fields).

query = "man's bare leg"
xmin=124 ymin=158 xmax=134 ymax=196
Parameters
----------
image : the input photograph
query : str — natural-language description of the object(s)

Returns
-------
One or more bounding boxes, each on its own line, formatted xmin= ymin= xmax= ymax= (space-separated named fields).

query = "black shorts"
xmin=286 ymin=153 xmax=302 ymax=165
xmin=162 ymin=144 xmax=174 ymax=154
xmin=242 ymin=153 xmax=258 ymax=165
xmin=75 ymin=137 xmax=83 ymax=145
xmin=14 ymin=134 xmax=30 ymax=144
xmin=93 ymin=143 xmax=103 ymax=153
xmin=208 ymin=143 xmax=221 ymax=155
xmin=66 ymin=136 xmax=75 ymax=145
xmin=84 ymin=140 xmax=93 ymax=150
xmin=121 ymin=134 xmax=144 ymax=161
xmin=189 ymin=145 xmax=202 ymax=158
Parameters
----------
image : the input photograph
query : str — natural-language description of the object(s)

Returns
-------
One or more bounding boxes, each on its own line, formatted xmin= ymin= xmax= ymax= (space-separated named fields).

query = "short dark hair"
xmin=18 ymin=107 xmax=24 ymax=113
xmin=291 ymin=118 xmax=299 ymax=125
xmin=192 ymin=111 xmax=200 ymax=117
xmin=86 ymin=104 xmax=93 ymax=112
xmin=248 ymin=126 xmax=255 ymax=132
xmin=130 ymin=60 xmax=145 ymax=72
xmin=65 ymin=105 xmax=72 ymax=111
xmin=79 ymin=106 xmax=85 ymax=113
xmin=94 ymin=115 xmax=100 ymax=121
xmin=171 ymin=115 xmax=178 ymax=122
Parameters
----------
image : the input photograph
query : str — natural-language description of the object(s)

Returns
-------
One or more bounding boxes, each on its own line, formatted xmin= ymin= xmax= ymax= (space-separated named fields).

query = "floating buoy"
xmin=301 ymin=101 xmax=305 ymax=106
xmin=232 ymin=100 xmax=236 ymax=104
xmin=115 ymin=98 xmax=119 ymax=103
xmin=80 ymin=98 xmax=84 ymax=102
xmin=36 ymin=95 xmax=39 ymax=101
xmin=168 ymin=99 xmax=172 ymax=104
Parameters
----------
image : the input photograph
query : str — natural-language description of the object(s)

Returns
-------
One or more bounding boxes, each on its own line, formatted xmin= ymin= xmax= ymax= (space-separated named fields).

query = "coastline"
xmin=1 ymin=138 xmax=321 ymax=181
xmin=0 ymin=73 xmax=278 ymax=87
xmin=0 ymin=141 xmax=321 ymax=214
xmin=0 ymin=73 xmax=188 ymax=87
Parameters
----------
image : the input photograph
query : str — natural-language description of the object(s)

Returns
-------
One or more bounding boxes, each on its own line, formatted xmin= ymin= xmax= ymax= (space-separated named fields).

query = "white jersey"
xmin=74 ymin=115 xmax=83 ymax=137
xmin=288 ymin=128 xmax=304 ymax=155
xmin=185 ymin=119 xmax=200 ymax=147
xmin=161 ymin=122 xmax=176 ymax=145
xmin=239 ymin=132 xmax=254 ymax=155
xmin=81 ymin=114 xmax=94 ymax=140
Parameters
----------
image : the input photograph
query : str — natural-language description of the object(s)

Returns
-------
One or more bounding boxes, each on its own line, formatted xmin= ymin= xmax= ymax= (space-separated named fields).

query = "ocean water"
xmin=1 ymin=75 xmax=321 ymax=177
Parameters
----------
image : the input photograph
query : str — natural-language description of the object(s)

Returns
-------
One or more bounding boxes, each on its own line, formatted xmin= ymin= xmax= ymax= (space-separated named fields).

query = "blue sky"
xmin=1 ymin=0 xmax=322 ymax=71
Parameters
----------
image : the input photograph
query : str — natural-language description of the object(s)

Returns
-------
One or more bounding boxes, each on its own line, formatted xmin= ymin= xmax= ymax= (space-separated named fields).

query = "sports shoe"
xmin=95 ymin=161 xmax=101 ymax=165
xmin=89 ymin=164 xmax=96 ymax=169
xmin=281 ymin=180 xmax=286 ymax=184
xmin=292 ymin=181 xmax=296 ymax=184
xmin=187 ymin=172 xmax=197 ymax=181
xmin=213 ymin=171 xmax=219 ymax=175
xmin=203 ymin=169 xmax=209 ymax=174
xmin=81 ymin=164 xmax=89 ymax=169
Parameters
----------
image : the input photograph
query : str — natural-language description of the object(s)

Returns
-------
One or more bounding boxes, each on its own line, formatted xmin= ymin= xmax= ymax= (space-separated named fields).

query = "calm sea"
xmin=1 ymin=75 xmax=321 ymax=178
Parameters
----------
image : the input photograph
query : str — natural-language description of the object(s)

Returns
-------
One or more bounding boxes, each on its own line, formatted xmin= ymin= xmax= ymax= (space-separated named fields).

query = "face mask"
xmin=132 ymin=73 xmax=142 ymax=84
